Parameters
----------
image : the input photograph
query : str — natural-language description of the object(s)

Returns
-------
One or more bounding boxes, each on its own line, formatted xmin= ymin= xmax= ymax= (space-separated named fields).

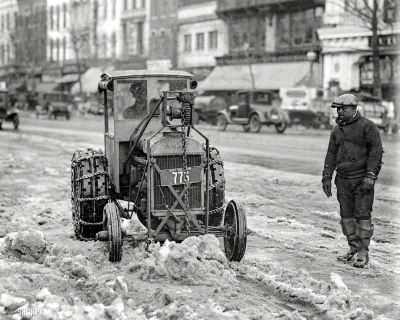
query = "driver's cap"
xmin=331 ymin=94 xmax=358 ymax=108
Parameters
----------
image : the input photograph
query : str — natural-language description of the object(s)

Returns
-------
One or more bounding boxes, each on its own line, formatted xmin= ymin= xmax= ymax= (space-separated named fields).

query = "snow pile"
xmin=0 ymin=289 xmax=146 ymax=320
xmin=128 ymin=234 xmax=237 ymax=286
xmin=232 ymin=260 xmax=374 ymax=320
xmin=2 ymin=228 xmax=49 ymax=263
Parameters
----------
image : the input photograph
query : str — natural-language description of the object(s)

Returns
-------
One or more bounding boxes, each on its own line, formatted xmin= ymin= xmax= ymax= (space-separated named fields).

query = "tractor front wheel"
xmin=223 ymin=199 xmax=247 ymax=262
xmin=104 ymin=203 xmax=123 ymax=263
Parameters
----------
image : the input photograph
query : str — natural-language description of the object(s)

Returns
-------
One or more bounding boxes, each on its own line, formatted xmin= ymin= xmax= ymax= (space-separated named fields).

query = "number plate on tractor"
xmin=159 ymin=167 xmax=202 ymax=186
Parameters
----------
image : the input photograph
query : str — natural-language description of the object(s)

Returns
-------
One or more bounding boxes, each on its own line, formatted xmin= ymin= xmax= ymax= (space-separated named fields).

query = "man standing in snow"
xmin=322 ymin=94 xmax=383 ymax=268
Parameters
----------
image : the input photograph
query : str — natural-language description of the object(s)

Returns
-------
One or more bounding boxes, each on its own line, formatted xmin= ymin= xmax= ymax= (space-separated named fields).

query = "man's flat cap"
xmin=331 ymin=94 xmax=359 ymax=108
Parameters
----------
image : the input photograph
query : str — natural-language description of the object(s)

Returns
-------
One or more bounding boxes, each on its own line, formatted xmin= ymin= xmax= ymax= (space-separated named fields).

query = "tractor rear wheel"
xmin=71 ymin=148 xmax=109 ymax=240
xmin=224 ymin=199 xmax=247 ymax=262
xmin=104 ymin=203 xmax=123 ymax=262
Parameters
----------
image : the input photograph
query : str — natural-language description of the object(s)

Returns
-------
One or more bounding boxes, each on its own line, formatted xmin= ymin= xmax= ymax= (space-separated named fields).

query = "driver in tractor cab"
xmin=122 ymin=81 xmax=147 ymax=119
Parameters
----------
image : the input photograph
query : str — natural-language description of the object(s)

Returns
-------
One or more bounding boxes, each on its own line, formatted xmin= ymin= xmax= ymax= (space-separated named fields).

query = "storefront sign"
xmin=369 ymin=33 xmax=400 ymax=47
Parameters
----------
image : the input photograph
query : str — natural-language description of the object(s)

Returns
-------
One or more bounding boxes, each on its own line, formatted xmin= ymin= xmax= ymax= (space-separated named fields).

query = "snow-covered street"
xmin=0 ymin=116 xmax=399 ymax=319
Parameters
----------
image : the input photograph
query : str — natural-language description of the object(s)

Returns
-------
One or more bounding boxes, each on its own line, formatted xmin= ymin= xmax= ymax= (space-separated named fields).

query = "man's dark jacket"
xmin=323 ymin=112 xmax=383 ymax=179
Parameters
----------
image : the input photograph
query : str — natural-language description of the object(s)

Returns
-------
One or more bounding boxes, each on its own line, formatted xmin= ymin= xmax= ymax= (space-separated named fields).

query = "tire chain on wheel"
xmin=71 ymin=148 xmax=110 ymax=241
xmin=201 ymin=145 xmax=225 ymax=226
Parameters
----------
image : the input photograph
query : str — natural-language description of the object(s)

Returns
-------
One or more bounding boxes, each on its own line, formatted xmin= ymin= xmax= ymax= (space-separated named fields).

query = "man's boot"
xmin=353 ymin=219 xmax=374 ymax=268
xmin=337 ymin=218 xmax=359 ymax=262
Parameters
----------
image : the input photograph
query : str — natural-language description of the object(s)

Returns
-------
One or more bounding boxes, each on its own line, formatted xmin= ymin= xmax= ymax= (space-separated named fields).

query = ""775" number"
xmin=172 ymin=171 xmax=189 ymax=184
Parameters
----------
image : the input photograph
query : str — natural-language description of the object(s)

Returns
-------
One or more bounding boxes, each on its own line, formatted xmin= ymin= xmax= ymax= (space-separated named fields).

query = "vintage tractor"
xmin=71 ymin=70 xmax=247 ymax=262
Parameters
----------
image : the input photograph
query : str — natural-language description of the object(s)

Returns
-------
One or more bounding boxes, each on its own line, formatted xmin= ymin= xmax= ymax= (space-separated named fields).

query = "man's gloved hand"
xmin=360 ymin=173 xmax=376 ymax=194
xmin=322 ymin=176 xmax=332 ymax=197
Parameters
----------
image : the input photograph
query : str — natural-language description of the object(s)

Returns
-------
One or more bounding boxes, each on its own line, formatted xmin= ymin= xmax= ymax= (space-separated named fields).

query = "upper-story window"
xmin=6 ymin=13 xmax=9 ymax=30
xmin=196 ymin=33 xmax=204 ymax=50
xmin=63 ymin=3 xmax=67 ymax=28
xmin=184 ymin=34 xmax=191 ymax=52
xmin=50 ymin=6 xmax=53 ymax=30
xmin=14 ymin=12 xmax=17 ymax=29
xmin=56 ymin=5 xmax=60 ymax=30
xmin=209 ymin=31 xmax=218 ymax=49
xmin=277 ymin=9 xmax=317 ymax=50
xmin=112 ymin=0 xmax=116 ymax=18
xmin=104 ymin=0 xmax=107 ymax=19
xmin=124 ymin=0 xmax=128 ymax=10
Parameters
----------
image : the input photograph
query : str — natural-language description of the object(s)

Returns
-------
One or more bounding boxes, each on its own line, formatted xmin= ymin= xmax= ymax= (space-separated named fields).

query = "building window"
xmin=50 ymin=6 xmax=53 ymax=30
xmin=277 ymin=14 xmax=290 ymax=48
xmin=196 ymin=33 xmax=204 ymax=50
xmin=63 ymin=37 xmax=66 ymax=60
xmin=14 ymin=12 xmax=17 ymax=29
xmin=111 ymin=32 xmax=116 ymax=57
xmin=56 ymin=5 xmax=60 ymax=30
xmin=137 ymin=21 xmax=144 ymax=54
xmin=184 ymin=34 xmax=191 ymax=52
xmin=122 ymin=22 xmax=128 ymax=54
xmin=50 ymin=39 xmax=53 ymax=61
xmin=112 ymin=0 xmax=116 ymax=18
xmin=63 ymin=3 xmax=67 ymax=28
xmin=209 ymin=31 xmax=218 ymax=49
xmin=56 ymin=38 xmax=60 ymax=61
xmin=6 ymin=13 xmax=9 ymax=30
xmin=103 ymin=34 xmax=107 ymax=57
xmin=104 ymin=0 xmax=107 ymax=19
xmin=124 ymin=0 xmax=128 ymax=10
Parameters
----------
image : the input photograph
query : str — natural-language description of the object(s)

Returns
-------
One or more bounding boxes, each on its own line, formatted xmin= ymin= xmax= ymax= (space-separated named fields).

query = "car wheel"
xmin=66 ymin=113 xmax=71 ymax=120
xmin=275 ymin=121 xmax=287 ymax=134
xmin=217 ymin=114 xmax=228 ymax=131
xmin=13 ymin=116 xmax=19 ymax=130
xmin=249 ymin=114 xmax=262 ymax=133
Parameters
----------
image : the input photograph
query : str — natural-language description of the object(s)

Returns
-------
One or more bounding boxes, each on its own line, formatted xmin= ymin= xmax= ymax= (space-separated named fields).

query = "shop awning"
xmin=55 ymin=73 xmax=80 ymax=84
xmin=197 ymin=62 xmax=312 ymax=91
xmin=7 ymin=81 xmax=26 ymax=92
xmin=71 ymin=67 xmax=113 ymax=94
xmin=36 ymin=82 xmax=57 ymax=93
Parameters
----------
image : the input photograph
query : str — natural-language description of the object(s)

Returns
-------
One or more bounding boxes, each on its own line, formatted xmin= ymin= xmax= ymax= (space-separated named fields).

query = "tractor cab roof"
xmin=101 ymin=70 xmax=193 ymax=80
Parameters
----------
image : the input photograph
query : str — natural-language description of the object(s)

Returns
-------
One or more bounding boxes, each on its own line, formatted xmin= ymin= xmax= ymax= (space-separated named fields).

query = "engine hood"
xmin=136 ymin=130 xmax=204 ymax=156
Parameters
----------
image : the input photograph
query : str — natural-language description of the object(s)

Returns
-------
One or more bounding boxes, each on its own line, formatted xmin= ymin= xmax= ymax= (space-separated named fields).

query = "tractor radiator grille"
xmin=154 ymin=155 xmax=202 ymax=210
xmin=156 ymin=155 xmax=202 ymax=170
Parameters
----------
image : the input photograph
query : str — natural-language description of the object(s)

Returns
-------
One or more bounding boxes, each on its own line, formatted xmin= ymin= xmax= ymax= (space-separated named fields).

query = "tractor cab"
xmin=98 ymin=70 xmax=196 ymax=195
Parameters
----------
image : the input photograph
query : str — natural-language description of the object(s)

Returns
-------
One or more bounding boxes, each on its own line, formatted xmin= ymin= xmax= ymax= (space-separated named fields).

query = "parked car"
xmin=217 ymin=90 xmax=291 ymax=133
xmin=36 ymin=91 xmax=74 ymax=120
xmin=193 ymin=95 xmax=227 ymax=125
xmin=0 ymin=88 xmax=19 ymax=130
xmin=280 ymin=87 xmax=330 ymax=129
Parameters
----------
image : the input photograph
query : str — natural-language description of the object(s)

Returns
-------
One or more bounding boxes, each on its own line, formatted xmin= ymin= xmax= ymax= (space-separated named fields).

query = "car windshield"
xmin=253 ymin=92 xmax=272 ymax=105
